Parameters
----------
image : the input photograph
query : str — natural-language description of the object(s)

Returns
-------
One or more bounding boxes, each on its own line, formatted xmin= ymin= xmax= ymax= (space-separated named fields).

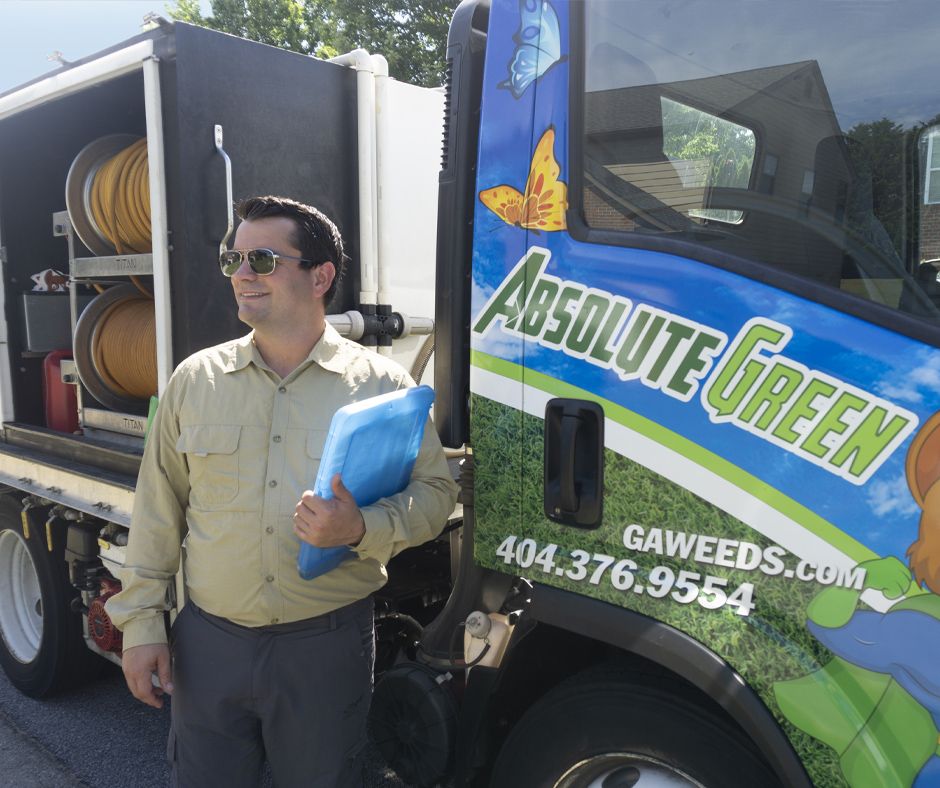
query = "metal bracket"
xmin=215 ymin=124 xmax=233 ymax=257
xmin=356 ymin=303 xmax=408 ymax=347
xmin=52 ymin=210 xmax=71 ymax=237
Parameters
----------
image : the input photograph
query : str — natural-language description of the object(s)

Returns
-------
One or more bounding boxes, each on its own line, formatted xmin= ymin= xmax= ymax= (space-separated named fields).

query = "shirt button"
xmin=272 ymin=435 xmax=282 ymax=443
xmin=265 ymin=526 xmax=274 ymax=534
xmin=269 ymin=480 xmax=277 ymax=488
xmin=266 ymin=575 xmax=274 ymax=583
xmin=278 ymin=386 xmax=286 ymax=393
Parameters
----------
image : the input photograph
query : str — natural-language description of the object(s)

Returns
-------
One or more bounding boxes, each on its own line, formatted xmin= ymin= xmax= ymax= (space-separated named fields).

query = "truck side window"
xmin=660 ymin=97 xmax=755 ymax=226
xmin=579 ymin=0 xmax=940 ymax=325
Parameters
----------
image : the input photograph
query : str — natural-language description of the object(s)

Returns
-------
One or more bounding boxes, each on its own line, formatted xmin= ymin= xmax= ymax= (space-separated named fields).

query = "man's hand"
xmin=293 ymin=474 xmax=366 ymax=548
xmin=122 ymin=643 xmax=173 ymax=709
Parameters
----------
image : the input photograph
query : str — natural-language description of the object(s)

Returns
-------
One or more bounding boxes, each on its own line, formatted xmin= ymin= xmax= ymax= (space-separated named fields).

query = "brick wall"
xmin=922 ymin=203 xmax=940 ymax=260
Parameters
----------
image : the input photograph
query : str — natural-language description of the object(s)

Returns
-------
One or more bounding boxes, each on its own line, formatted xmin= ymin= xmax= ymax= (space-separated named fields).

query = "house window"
xmin=758 ymin=154 xmax=778 ymax=194
xmin=801 ymin=170 xmax=815 ymax=195
xmin=925 ymin=130 xmax=940 ymax=205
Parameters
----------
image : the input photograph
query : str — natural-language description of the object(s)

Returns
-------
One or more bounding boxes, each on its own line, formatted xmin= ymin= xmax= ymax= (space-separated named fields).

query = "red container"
xmin=43 ymin=350 xmax=79 ymax=433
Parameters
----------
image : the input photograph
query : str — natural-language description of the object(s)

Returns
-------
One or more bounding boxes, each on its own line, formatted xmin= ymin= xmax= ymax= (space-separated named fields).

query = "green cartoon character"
xmin=775 ymin=413 xmax=940 ymax=787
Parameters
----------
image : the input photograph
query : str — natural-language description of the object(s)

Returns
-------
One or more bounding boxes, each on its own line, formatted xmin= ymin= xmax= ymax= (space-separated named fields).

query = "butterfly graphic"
xmin=479 ymin=127 xmax=567 ymax=232
xmin=499 ymin=0 xmax=566 ymax=99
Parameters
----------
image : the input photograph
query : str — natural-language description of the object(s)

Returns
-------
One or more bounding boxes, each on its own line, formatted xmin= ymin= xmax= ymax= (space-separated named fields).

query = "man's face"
xmin=229 ymin=216 xmax=329 ymax=334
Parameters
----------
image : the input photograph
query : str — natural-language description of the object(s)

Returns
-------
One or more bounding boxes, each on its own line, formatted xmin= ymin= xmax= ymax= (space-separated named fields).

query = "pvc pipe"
xmin=370 ymin=55 xmax=393 ymax=354
xmin=326 ymin=311 xmax=366 ymax=340
xmin=372 ymin=55 xmax=391 ymax=307
xmin=326 ymin=311 xmax=431 ymax=339
xmin=142 ymin=57 xmax=173 ymax=395
xmin=399 ymin=314 xmax=434 ymax=336
xmin=0 ymin=40 xmax=154 ymax=121
xmin=329 ymin=50 xmax=378 ymax=306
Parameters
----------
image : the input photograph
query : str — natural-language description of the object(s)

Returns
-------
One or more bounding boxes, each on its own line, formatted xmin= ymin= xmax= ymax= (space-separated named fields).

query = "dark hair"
xmin=235 ymin=195 xmax=345 ymax=304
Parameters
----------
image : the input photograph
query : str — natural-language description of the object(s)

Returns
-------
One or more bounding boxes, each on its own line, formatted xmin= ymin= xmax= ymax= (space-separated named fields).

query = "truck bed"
xmin=0 ymin=424 xmax=137 ymax=525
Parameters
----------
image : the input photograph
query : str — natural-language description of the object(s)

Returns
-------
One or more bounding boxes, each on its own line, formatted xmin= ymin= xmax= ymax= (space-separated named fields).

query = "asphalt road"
xmin=0 ymin=661 xmax=411 ymax=787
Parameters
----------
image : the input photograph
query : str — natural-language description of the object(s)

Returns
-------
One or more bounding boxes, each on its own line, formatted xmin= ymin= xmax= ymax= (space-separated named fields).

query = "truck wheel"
xmin=0 ymin=498 xmax=100 ymax=697
xmin=489 ymin=666 xmax=779 ymax=788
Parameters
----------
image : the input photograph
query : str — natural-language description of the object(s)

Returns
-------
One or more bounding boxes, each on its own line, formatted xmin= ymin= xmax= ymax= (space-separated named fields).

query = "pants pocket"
xmin=166 ymin=724 xmax=177 ymax=766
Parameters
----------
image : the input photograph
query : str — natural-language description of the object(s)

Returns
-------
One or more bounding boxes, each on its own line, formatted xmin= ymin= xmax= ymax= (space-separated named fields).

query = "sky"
xmin=0 ymin=0 xmax=211 ymax=94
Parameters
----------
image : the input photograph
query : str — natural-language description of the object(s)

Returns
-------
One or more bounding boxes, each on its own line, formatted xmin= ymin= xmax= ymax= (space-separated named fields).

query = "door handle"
xmin=214 ymin=124 xmax=233 ymax=258
xmin=559 ymin=414 xmax=581 ymax=512
xmin=544 ymin=399 xmax=604 ymax=529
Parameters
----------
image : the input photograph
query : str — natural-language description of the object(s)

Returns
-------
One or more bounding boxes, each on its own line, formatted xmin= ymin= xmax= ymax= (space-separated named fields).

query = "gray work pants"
xmin=167 ymin=597 xmax=375 ymax=788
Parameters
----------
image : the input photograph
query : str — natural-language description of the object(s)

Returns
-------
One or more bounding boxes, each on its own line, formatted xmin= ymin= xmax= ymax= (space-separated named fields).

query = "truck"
xmin=2 ymin=1 xmax=940 ymax=787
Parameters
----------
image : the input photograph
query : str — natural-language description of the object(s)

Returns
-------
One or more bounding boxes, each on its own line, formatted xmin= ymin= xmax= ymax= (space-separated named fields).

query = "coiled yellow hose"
xmin=89 ymin=138 xmax=151 ymax=254
xmin=91 ymin=294 xmax=157 ymax=400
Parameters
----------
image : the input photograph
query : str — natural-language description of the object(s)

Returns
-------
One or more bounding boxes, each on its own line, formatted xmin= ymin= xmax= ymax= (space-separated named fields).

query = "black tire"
xmin=490 ymin=666 xmax=780 ymax=788
xmin=0 ymin=496 xmax=103 ymax=697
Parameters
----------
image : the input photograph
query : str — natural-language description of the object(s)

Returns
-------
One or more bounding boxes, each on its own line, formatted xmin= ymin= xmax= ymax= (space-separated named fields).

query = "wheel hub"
xmin=555 ymin=754 xmax=704 ymax=788
xmin=0 ymin=529 xmax=43 ymax=663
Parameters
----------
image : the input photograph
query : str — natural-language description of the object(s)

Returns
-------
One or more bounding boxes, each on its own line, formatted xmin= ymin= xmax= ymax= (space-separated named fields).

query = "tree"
xmin=845 ymin=118 xmax=908 ymax=256
xmin=168 ymin=0 xmax=458 ymax=87
xmin=661 ymin=98 xmax=755 ymax=188
xmin=845 ymin=113 xmax=940 ymax=264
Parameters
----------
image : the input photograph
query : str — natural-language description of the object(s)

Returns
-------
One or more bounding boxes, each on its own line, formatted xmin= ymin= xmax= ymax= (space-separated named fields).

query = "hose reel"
xmin=65 ymin=135 xmax=157 ymax=415
xmin=65 ymin=134 xmax=151 ymax=256
xmin=74 ymin=284 xmax=157 ymax=413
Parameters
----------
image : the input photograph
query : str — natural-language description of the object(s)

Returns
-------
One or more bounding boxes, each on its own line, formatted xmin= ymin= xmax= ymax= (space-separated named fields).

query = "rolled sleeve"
xmin=120 ymin=612 xmax=172 ymax=651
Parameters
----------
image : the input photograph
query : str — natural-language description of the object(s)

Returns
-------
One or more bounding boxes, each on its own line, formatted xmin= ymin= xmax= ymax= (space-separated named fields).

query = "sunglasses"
xmin=219 ymin=248 xmax=315 ymax=277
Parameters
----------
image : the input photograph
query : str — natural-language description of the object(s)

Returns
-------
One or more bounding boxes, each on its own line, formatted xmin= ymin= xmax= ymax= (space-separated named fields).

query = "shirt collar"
xmin=306 ymin=322 xmax=356 ymax=374
xmin=223 ymin=323 xmax=353 ymax=375
xmin=224 ymin=333 xmax=256 ymax=373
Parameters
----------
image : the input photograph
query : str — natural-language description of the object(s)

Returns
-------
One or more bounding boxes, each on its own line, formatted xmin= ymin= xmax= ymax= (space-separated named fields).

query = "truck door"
xmin=471 ymin=1 xmax=940 ymax=786
xmin=466 ymin=1 xmax=540 ymax=562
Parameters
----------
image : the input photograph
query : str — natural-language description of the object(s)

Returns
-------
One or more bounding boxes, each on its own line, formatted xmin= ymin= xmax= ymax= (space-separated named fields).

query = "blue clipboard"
xmin=297 ymin=385 xmax=435 ymax=580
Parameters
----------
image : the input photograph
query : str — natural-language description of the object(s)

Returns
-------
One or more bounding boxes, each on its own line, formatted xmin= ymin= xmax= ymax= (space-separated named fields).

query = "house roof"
xmin=585 ymin=61 xmax=825 ymax=135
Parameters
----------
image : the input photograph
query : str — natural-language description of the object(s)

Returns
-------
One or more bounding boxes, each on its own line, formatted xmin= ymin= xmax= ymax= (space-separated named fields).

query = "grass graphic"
xmin=472 ymin=393 xmax=847 ymax=786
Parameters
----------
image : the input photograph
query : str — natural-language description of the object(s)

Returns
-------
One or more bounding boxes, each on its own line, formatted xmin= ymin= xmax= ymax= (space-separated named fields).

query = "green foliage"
xmin=328 ymin=0 xmax=456 ymax=87
xmin=168 ymin=0 xmax=458 ymax=86
xmin=845 ymin=112 xmax=940 ymax=264
xmin=661 ymin=97 xmax=755 ymax=188
xmin=170 ymin=0 xmax=312 ymax=51
xmin=846 ymin=118 xmax=909 ymax=259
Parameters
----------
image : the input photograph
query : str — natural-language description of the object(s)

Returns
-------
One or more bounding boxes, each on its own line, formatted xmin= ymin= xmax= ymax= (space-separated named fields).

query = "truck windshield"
xmin=580 ymin=0 xmax=940 ymax=324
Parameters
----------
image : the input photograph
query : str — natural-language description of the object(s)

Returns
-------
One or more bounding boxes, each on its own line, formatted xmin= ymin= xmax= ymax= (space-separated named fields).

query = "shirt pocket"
xmin=306 ymin=429 xmax=326 ymax=461
xmin=177 ymin=425 xmax=241 ymax=507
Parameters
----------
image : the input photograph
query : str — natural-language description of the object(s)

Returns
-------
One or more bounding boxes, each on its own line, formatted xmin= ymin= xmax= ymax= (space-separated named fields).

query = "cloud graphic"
xmin=471 ymin=276 xmax=495 ymax=308
xmin=866 ymin=473 xmax=919 ymax=519
xmin=766 ymin=299 xmax=807 ymax=327
xmin=875 ymin=351 xmax=940 ymax=406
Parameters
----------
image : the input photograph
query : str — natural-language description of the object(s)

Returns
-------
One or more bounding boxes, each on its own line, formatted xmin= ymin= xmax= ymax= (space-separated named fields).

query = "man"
xmin=106 ymin=196 xmax=458 ymax=787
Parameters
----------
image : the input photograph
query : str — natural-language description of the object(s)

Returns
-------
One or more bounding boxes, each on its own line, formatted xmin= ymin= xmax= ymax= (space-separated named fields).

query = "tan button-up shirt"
xmin=106 ymin=324 xmax=458 ymax=650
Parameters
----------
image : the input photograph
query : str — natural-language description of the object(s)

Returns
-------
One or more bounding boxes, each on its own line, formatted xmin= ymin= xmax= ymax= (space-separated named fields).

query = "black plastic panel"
xmin=434 ymin=0 xmax=489 ymax=448
xmin=165 ymin=24 xmax=360 ymax=363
